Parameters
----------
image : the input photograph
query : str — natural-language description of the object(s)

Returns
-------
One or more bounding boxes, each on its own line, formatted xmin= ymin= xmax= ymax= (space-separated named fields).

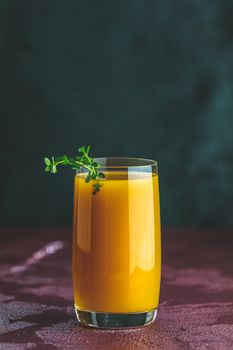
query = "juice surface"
xmin=72 ymin=171 xmax=161 ymax=313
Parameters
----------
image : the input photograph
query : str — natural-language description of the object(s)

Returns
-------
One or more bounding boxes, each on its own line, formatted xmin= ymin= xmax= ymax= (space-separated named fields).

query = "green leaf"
xmin=44 ymin=157 xmax=51 ymax=166
xmin=52 ymin=165 xmax=57 ymax=173
xmin=98 ymin=172 xmax=105 ymax=179
xmin=81 ymin=157 xmax=88 ymax=165
xmin=45 ymin=166 xmax=51 ymax=172
xmin=62 ymin=155 xmax=69 ymax=165
xmin=85 ymin=175 xmax=91 ymax=183
xmin=78 ymin=146 xmax=85 ymax=153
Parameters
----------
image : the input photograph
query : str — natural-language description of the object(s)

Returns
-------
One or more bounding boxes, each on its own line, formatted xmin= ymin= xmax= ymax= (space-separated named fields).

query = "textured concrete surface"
xmin=0 ymin=1 xmax=233 ymax=227
xmin=0 ymin=228 xmax=232 ymax=349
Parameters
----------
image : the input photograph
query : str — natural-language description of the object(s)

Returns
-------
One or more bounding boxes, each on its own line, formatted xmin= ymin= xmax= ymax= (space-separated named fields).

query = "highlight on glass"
xmin=72 ymin=157 xmax=161 ymax=328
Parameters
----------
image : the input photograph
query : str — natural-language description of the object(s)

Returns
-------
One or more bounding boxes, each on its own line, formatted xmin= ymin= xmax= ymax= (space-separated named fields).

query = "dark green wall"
xmin=1 ymin=0 xmax=233 ymax=227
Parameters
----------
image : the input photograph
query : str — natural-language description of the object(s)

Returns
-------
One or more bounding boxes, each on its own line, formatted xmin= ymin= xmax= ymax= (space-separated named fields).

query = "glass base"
xmin=75 ymin=308 xmax=157 ymax=329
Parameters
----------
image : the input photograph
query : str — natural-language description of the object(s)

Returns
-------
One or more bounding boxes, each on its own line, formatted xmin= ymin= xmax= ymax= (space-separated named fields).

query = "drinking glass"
xmin=72 ymin=157 xmax=161 ymax=328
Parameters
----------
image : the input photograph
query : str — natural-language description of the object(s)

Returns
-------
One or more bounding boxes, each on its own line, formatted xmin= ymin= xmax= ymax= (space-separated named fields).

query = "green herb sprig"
xmin=44 ymin=145 xmax=105 ymax=194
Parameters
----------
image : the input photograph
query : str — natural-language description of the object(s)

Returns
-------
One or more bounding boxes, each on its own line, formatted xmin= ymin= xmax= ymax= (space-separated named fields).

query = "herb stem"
xmin=44 ymin=145 xmax=105 ymax=194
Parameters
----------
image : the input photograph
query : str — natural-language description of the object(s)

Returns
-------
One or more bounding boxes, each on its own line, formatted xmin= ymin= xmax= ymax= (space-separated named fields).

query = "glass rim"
xmin=92 ymin=157 xmax=157 ymax=169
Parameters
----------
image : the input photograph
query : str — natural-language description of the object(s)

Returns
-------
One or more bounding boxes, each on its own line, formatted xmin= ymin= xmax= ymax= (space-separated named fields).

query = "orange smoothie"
xmin=72 ymin=171 xmax=161 ymax=313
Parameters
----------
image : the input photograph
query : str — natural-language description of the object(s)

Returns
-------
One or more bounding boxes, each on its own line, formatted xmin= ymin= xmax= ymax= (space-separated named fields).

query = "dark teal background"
xmin=0 ymin=0 xmax=233 ymax=227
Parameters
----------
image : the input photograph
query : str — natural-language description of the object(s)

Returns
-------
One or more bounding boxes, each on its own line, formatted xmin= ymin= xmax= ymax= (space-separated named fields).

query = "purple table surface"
xmin=0 ymin=228 xmax=233 ymax=350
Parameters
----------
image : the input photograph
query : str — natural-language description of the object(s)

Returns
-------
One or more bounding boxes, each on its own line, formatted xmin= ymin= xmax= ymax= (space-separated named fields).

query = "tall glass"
xmin=72 ymin=158 xmax=161 ymax=328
